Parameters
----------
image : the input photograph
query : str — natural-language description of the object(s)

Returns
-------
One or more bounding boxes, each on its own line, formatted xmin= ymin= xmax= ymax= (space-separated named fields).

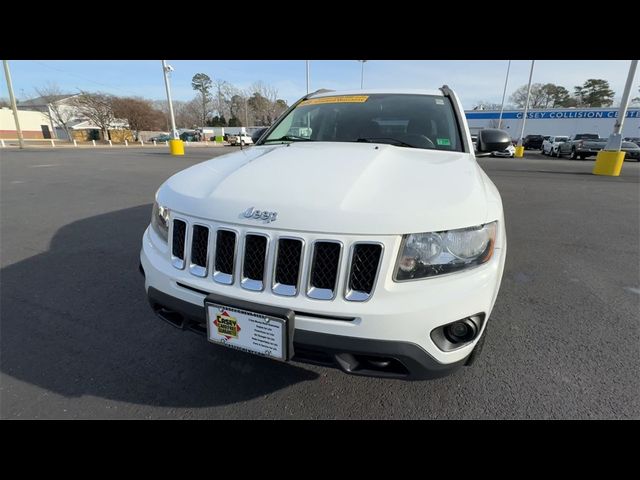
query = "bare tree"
xmin=174 ymin=97 xmax=202 ymax=129
xmin=71 ymin=91 xmax=115 ymax=141
xmin=34 ymin=82 xmax=75 ymax=140
xmin=112 ymin=97 xmax=166 ymax=140
xmin=191 ymin=73 xmax=213 ymax=127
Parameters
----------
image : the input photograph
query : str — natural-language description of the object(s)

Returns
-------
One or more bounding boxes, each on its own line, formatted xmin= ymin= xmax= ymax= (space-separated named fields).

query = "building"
xmin=17 ymin=94 xmax=81 ymax=140
xmin=0 ymin=107 xmax=54 ymax=139
xmin=465 ymin=107 xmax=640 ymax=139
xmin=18 ymin=94 xmax=131 ymax=142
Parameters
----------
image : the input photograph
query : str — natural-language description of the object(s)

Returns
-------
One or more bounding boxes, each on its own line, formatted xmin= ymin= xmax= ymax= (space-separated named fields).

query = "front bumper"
xmin=140 ymin=221 xmax=506 ymax=379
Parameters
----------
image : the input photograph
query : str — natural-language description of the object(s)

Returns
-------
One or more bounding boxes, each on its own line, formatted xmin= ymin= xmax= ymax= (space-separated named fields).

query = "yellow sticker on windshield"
xmin=298 ymin=95 xmax=369 ymax=106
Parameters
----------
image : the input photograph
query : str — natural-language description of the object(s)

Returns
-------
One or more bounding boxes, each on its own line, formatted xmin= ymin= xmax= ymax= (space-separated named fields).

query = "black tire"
xmin=579 ymin=154 xmax=586 ymax=160
xmin=570 ymin=148 xmax=578 ymax=160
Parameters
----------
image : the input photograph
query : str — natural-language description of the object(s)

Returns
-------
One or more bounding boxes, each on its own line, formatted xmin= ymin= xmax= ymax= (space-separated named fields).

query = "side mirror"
xmin=251 ymin=127 xmax=268 ymax=144
xmin=476 ymin=128 xmax=511 ymax=153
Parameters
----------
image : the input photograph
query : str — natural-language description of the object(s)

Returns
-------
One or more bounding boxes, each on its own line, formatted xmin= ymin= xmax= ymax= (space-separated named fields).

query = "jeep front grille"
xmin=169 ymin=220 xmax=384 ymax=301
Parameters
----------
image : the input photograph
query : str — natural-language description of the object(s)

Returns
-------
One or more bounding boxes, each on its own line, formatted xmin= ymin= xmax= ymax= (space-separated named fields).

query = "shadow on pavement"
xmin=0 ymin=205 xmax=318 ymax=409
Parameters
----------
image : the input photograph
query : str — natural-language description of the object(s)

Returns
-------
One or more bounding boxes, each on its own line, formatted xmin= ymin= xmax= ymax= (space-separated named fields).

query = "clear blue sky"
xmin=1 ymin=60 xmax=636 ymax=109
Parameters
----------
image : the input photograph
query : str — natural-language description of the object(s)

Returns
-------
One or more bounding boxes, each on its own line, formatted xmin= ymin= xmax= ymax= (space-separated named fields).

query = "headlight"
xmin=395 ymin=222 xmax=497 ymax=281
xmin=151 ymin=201 xmax=170 ymax=242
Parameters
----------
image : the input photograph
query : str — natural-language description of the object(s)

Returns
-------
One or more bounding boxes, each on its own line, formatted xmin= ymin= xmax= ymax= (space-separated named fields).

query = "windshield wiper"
xmin=355 ymin=137 xmax=418 ymax=148
xmin=263 ymin=134 xmax=312 ymax=143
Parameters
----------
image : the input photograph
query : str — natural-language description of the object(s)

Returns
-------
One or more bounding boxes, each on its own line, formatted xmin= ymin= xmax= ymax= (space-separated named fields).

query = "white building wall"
xmin=0 ymin=108 xmax=52 ymax=138
xmin=466 ymin=108 xmax=640 ymax=140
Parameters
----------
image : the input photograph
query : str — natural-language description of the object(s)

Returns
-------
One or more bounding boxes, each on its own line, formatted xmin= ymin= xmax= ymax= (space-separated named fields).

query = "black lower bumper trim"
xmin=146 ymin=287 xmax=466 ymax=380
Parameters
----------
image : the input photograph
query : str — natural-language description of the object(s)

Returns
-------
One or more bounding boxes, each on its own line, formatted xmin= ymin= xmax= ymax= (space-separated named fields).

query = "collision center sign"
xmin=466 ymin=110 xmax=640 ymax=120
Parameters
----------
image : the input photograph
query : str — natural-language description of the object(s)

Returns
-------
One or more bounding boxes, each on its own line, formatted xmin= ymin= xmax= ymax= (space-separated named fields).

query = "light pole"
xmin=2 ymin=60 xmax=24 ymax=149
xmin=498 ymin=60 xmax=511 ymax=130
xmin=305 ymin=60 xmax=310 ymax=94
xmin=515 ymin=60 xmax=535 ymax=158
xmin=358 ymin=60 xmax=367 ymax=89
xmin=593 ymin=59 xmax=638 ymax=176
xmin=161 ymin=60 xmax=184 ymax=156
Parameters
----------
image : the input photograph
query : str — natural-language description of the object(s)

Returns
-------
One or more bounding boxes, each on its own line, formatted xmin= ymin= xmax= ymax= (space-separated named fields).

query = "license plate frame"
xmin=204 ymin=293 xmax=295 ymax=362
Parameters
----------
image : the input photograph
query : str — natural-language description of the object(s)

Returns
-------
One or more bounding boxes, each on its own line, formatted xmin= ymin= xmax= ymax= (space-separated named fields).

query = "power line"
xmin=29 ymin=60 xmax=138 ymax=96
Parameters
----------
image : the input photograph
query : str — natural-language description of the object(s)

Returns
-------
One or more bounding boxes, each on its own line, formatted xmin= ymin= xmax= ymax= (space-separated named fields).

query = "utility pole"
xmin=358 ymin=60 xmax=367 ymax=89
xmin=515 ymin=60 xmax=535 ymax=158
xmin=161 ymin=60 xmax=178 ymax=139
xmin=593 ymin=59 xmax=638 ymax=176
xmin=3 ymin=60 xmax=24 ymax=149
xmin=306 ymin=60 xmax=310 ymax=94
xmin=245 ymin=96 xmax=248 ymax=127
xmin=161 ymin=60 xmax=184 ymax=155
xmin=498 ymin=60 xmax=511 ymax=129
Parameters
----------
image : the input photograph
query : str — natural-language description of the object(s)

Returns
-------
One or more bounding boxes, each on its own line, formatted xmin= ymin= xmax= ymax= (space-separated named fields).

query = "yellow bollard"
xmin=514 ymin=146 xmax=525 ymax=158
xmin=593 ymin=150 xmax=625 ymax=176
xmin=169 ymin=139 xmax=184 ymax=156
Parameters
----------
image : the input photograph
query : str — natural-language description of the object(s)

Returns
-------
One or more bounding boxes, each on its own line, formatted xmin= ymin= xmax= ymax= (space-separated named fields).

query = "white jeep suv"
xmin=140 ymin=87 xmax=509 ymax=379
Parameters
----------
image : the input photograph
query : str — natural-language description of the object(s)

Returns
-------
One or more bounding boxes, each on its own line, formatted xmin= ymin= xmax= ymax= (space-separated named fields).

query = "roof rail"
xmin=305 ymin=88 xmax=334 ymax=99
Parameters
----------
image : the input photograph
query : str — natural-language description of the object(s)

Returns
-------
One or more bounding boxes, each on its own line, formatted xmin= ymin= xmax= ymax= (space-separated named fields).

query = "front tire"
xmin=570 ymin=148 xmax=578 ymax=160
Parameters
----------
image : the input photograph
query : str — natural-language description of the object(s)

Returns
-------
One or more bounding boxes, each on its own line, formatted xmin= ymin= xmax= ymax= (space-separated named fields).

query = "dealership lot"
xmin=1 ymin=147 xmax=638 ymax=419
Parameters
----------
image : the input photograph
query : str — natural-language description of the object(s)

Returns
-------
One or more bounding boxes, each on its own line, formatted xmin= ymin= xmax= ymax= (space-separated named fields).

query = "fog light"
xmin=444 ymin=319 xmax=478 ymax=344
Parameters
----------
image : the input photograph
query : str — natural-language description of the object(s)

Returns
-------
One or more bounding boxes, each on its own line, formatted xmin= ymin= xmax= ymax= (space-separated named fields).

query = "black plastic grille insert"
xmin=215 ymin=230 xmax=236 ymax=274
xmin=243 ymin=235 xmax=267 ymax=281
xmin=190 ymin=225 xmax=209 ymax=267
xmin=172 ymin=220 xmax=186 ymax=259
xmin=310 ymin=242 xmax=341 ymax=290
xmin=275 ymin=239 xmax=303 ymax=286
xmin=349 ymin=244 xmax=382 ymax=293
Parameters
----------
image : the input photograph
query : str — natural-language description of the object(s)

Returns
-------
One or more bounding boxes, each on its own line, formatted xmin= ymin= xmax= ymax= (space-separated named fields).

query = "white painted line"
xmin=624 ymin=287 xmax=640 ymax=295
xmin=31 ymin=164 xmax=59 ymax=168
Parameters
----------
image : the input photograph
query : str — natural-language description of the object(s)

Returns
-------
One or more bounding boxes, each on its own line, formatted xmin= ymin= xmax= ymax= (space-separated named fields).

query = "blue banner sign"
xmin=466 ymin=110 xmax=640 ymax=120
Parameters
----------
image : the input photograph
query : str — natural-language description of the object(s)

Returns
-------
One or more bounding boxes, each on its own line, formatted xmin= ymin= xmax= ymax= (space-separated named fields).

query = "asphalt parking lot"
xmin=1 ymin=146 xmax=638 ymax=419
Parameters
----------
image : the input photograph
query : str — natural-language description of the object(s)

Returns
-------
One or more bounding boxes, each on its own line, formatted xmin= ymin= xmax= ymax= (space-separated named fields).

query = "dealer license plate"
xmin=205 ymin=302 xmax=287 ymax=361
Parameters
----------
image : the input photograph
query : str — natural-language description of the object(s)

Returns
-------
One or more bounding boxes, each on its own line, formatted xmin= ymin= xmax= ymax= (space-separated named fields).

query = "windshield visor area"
xmin=262 ymin=94 xmax=464 ymax=152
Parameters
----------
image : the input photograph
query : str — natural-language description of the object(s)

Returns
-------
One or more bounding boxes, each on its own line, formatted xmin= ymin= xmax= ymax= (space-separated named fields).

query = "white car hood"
xmin=158 ymin=142 xmax=493 ymax=235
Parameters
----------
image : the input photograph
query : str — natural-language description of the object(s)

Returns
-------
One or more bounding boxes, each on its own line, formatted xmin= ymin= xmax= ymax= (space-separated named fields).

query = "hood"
xmin=158 ymin=142 xmax=491 ymax=235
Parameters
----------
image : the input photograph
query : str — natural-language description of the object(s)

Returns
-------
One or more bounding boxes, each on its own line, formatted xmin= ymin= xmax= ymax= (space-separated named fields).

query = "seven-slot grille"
xmin=170 ymin=220 xmax=382 ymax=301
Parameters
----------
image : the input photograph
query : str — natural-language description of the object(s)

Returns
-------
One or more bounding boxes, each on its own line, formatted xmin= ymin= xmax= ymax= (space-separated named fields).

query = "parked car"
xmin=228 ymin=133 xmax=253 ymax=146
xmin=140 ymin=87 xmax=510 ymax=380
xmin=624 ymin=137 xmax=640 ymax=148
xmin=621 ymin=141 xmax=640 ymax=161
xmin=557 ymin=133 xmax=600 ymax=159
xmin=541 ymin=136 xmax=569 ymax=156
xmin=471 ymin=134 xmax=478 ymax=150
xmin=179 ymin=131 xmax=201 ymax=142
xmin=522 ymin=134 xmax=544 ymax=150
xmin=149 ymin=134 xmax=172 ymax=143
xmin=492 ymin=144 xmax=516 ymax=157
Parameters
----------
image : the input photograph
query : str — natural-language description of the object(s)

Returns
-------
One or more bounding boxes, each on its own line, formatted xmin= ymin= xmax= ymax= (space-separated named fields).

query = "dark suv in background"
xmin=523 ymin=135 xmax=544 ymax=150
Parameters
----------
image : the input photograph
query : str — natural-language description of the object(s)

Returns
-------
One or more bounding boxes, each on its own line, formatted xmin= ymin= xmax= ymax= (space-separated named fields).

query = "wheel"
xmin=555 ymin=148 xmax=562 ymax=158
xmin=579 ymin=154 xmax=586 ymax=160
xmin=570 ymin=148 xmax=578 ymax=160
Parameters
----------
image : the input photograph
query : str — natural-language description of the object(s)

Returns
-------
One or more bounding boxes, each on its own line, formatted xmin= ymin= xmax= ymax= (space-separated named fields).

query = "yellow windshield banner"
xmin=298 ymin=95 xmax=369 ymax=107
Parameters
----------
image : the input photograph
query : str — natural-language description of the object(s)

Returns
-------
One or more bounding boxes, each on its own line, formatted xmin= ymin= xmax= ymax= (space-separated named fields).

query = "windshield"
xmin=261 ymin=94 xmax=463 ymax=152
xmin=555 ymin=137 xmax=568 ymax=142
